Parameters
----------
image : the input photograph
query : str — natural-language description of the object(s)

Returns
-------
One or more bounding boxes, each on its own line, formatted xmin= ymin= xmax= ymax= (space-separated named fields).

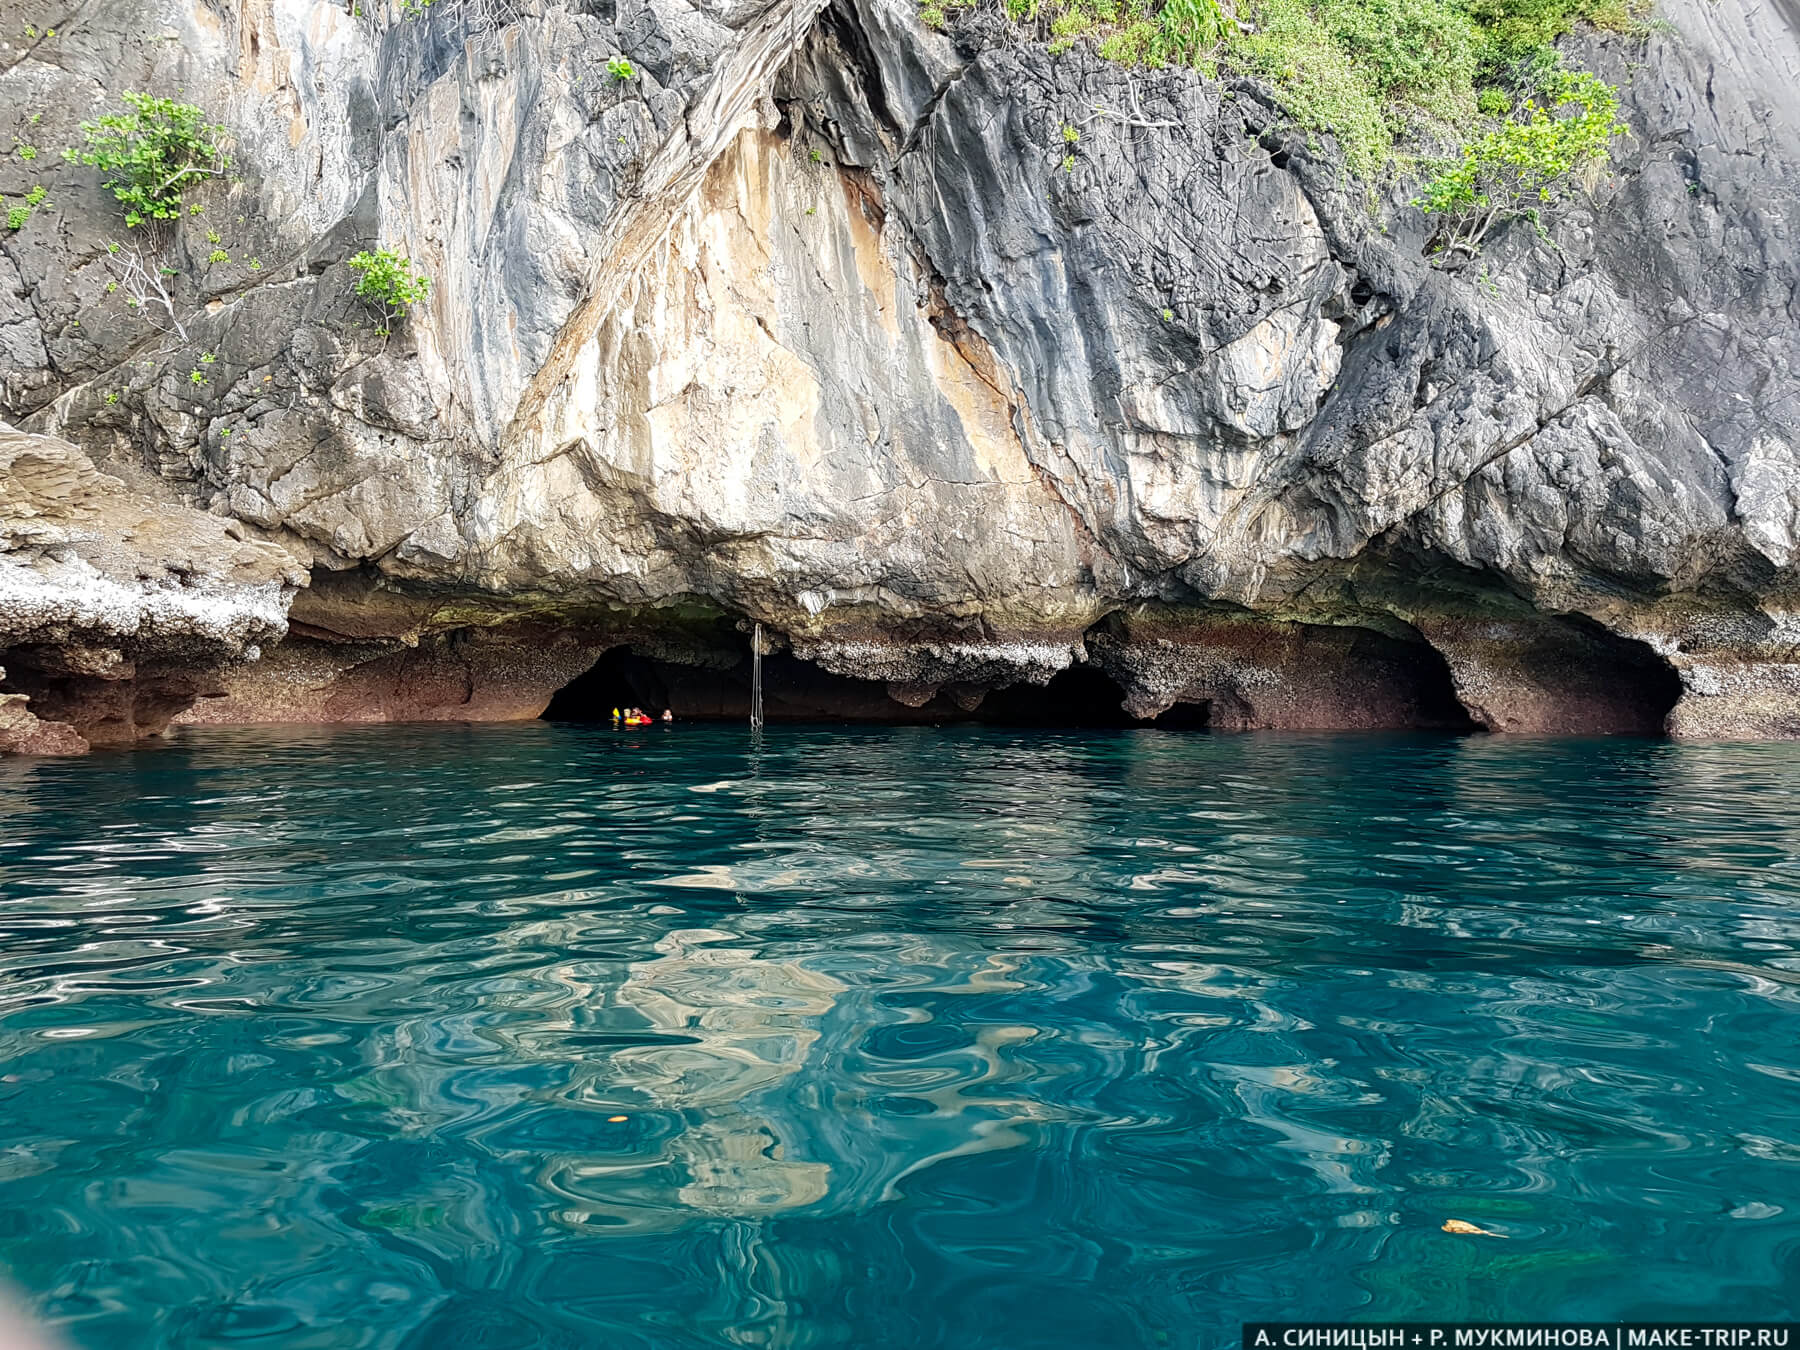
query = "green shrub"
xmin=4 ymin=184 xmax=47 ymax=231
xmin=65 ymin=91 xmax=229 ymax=228
xmin=1476 ymin=86 xmax=1511 ymax=115
xmin=956 ymin=0 xmax=1630 ymax=182
xmin=348 ymin=248 xmax=431 ymax=334
xmin=1467 ymin=0 xmax=1636 ymax=63
xmin=607 ymin=56 xmax=636 ymax=80
xmin=1413 ymin=68 xmax=1623 ymax=263
xmin=1148 ymin=0 xmax=1227 ymax=64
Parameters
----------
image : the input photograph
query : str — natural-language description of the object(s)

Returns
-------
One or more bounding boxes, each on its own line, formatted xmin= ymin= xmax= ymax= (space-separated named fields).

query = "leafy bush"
xmin=65 ymin=92 xmax=229 ymax=228
xmin=348 ymin=248 xmax=432 ymax=334
xmin=965 ymin=0 xmax=1631 ymax=182
xmin=1413 ymin=68 xmax=1623 ymax=263
xmin=607 ymin=56 xmax=636 ymax=80
xmin=5 ymin=184 xmax=47 ymax=231
xmin=1466 ymin=0 xmax=1636 ymax=63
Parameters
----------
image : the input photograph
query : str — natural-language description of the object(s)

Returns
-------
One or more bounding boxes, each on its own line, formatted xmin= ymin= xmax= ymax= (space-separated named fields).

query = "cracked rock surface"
xmin=1 ymin=0 xmax=1797 ymax=740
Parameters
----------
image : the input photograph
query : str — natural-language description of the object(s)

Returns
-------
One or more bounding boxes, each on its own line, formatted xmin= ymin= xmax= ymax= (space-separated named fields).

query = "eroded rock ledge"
xmin=0 ymin=428 xmax=305 ymax=752
xmin=151 ymin=569 xmax=1753 ymax=739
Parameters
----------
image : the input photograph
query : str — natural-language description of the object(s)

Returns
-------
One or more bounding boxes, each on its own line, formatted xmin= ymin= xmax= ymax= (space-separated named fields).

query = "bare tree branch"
xmin=103 ymin=238 xmax=188 ymax=342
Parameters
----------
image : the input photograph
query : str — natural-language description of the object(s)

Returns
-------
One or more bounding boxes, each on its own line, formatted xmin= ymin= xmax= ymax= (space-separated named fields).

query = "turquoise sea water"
xmin=2 ymin=724 xmax=1799 ymax=1348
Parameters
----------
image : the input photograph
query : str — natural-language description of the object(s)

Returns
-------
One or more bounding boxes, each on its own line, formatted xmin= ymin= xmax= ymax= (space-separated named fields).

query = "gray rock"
xmin=2 ymin=0 xmax=1797 ymax=737
xmin=0 ymin=424 xmax=305 ymax=749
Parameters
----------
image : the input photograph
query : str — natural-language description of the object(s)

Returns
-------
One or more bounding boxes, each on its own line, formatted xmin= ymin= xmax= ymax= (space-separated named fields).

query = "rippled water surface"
xmin=3 ymin=724 xmax=1800 ymax=1347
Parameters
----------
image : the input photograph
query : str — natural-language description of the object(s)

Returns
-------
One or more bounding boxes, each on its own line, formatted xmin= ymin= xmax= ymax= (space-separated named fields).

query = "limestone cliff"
xmin=1 ymin=0 xmax=1797 ymax=745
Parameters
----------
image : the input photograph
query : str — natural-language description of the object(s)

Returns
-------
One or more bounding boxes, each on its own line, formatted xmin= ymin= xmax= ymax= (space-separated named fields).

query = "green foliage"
xmin=607 ymin=56 xmax=636 ymax=80
xmin=1467 ymin=0 xmax=1636 ymax=63
xmin=962 ymin=0 xmax=1631 ymax=181
xmin=66 ymin=91 xmax=229 ymax=229
xmin=4 ymin=184 xmax=47 ymax=231
xmin=348 ymin=248 xmax=431 ymax=333
xmin=1062 ymin=124 xmax=1080 ymax=143
xmin=1147 ymin=0 xmax=1228 ymax=64
xmin=1414 ymin=67 xmax=1623 ymax=263
xmin=14 ymin=141 xmax=38 ymax=161
xmin=207 ymin=248 xmax=229 ymax=264
xmin=1207 ymin=0 xmax=1489 ymax=174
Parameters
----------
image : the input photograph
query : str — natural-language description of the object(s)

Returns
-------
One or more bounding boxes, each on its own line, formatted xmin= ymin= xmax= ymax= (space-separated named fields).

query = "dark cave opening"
xmin=977 ymin=665 xmax=1187 ymax=728
xmin=535 ymin=610 xmax=1689 ymax=736
xmin=1542 ymin=614 xmax=1687 ymax=736
xmin=542 ymin=647 xmax=1207 ymax=728
xmin=542 ymin=647 xmax=677 ymax=722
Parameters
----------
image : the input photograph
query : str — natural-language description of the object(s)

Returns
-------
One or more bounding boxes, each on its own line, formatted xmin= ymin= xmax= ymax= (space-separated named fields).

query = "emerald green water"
xmin=2 ymin=724 xmax=1799 ymax=1347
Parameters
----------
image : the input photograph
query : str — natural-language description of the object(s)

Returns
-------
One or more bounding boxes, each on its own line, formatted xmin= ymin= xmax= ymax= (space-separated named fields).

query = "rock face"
xmin=1 ymin=0 xmax=1798 ymax=739
xmin=0 ymin=427 xmax=304 ymax=751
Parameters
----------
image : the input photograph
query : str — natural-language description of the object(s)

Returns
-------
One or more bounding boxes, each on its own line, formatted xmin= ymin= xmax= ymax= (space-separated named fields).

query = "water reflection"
xmin=1 ymin=727 xmax=1799 ymax=1347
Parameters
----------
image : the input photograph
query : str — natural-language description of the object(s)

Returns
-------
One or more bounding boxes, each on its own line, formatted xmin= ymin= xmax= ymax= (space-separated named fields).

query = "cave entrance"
xmin=976 ymin=664 xmax=1198 ymax=728
xmin=542 ymin=647 xmax=1201 ymax=727
xmin=543 ymin=648 xmax=677 ymax=722
xmin=1555 ymin=615 xmax=1685 ymax=736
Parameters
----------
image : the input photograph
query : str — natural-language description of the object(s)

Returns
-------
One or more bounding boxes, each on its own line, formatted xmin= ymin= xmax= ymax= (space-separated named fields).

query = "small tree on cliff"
xmin=65 ymin=92 xmax=232 ymax=341
xmin=1414 ymin=68 xmax=1624 ymax=266
xmin=66 ymin=91 xmax=230 ymax=229
xmin=348 ymin=249 xmax=432 ymax=338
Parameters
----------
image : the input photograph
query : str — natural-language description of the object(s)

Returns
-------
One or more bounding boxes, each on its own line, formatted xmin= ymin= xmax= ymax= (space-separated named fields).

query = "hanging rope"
xmin=750 ymin=623 xmax=764 ymax=730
